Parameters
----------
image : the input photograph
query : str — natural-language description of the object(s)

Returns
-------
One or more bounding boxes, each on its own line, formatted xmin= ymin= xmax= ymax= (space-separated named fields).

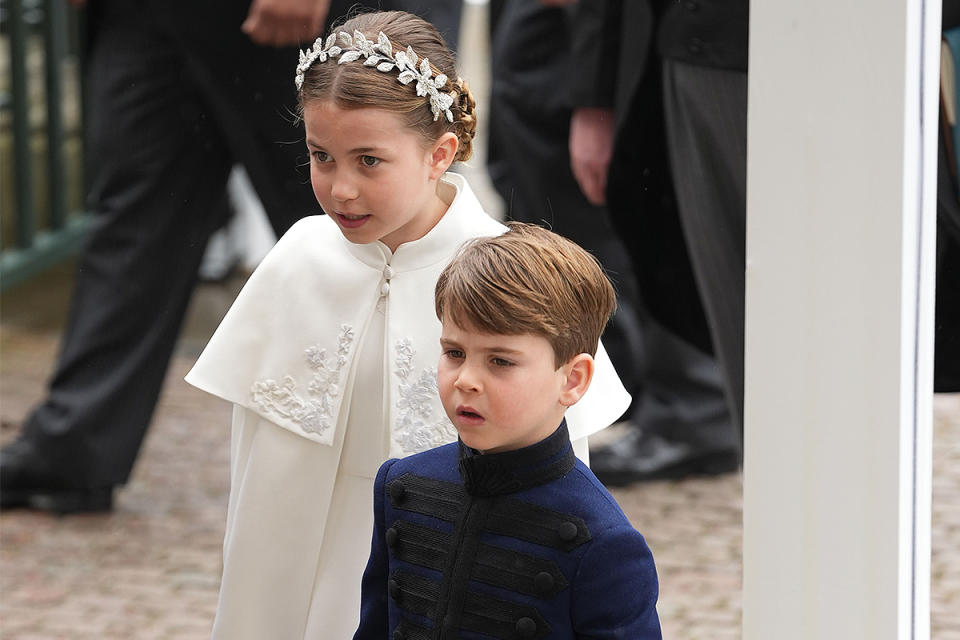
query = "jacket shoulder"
xmin=384 ymin=442 xmax=460 ymax=480
xmin=563 ymin=461 xmax=636 ymax=528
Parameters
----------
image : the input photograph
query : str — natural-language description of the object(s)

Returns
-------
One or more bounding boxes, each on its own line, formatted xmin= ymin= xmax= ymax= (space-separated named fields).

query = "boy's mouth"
xmin=456 ymin=406 xmax=484 ymax=422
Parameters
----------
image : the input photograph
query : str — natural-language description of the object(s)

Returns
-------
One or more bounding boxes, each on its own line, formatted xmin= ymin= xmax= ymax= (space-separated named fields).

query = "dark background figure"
xmin=0 ymin=0 xmax=462 ymax=514
xmin=487 ymin=0 xmax=645 ymax=401
xmin=937 ymin=0 xmax=960 ymax=393
xmin=487 ymin=0 xmax=738 ymax=484
xmin=562 ymin=0 xmax=748 ymax=480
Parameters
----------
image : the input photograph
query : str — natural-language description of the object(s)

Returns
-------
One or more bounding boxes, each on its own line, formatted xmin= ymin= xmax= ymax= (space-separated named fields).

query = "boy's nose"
xmin=454 ymin=366 xmax=481 ymax=392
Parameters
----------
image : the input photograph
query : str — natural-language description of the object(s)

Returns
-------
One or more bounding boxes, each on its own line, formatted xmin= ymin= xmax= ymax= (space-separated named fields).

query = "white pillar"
xmin=742 ymin=0 xmax=939 ymax=637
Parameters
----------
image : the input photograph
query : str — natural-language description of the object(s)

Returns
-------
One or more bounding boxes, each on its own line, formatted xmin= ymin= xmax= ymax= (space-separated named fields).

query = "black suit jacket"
xmin=565 ymin=0 xmax=747 ymax=354
xmin=569 ymin=0 xmax=747 ymax=129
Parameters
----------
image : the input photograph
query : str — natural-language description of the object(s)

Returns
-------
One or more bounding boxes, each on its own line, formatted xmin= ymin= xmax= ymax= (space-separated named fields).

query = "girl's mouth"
xmin=335 ymin=211 xmax=370 ymax=229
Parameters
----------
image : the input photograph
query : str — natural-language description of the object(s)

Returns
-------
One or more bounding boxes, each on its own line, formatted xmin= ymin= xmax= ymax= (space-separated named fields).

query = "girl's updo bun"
xmin=298 ymin=11 xmax=476 ymax=162
xmin=450 ymin=77 xmax=476 ymax=162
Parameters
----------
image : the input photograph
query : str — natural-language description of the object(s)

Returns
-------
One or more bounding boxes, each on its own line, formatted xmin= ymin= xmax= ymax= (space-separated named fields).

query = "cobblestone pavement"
xmin=1 ymin=267 xmax=959 ymax=639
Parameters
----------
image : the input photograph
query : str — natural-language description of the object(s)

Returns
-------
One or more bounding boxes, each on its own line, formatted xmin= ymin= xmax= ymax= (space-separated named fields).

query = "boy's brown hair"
xmin=435 ymin=222 xmax=617 ymax=368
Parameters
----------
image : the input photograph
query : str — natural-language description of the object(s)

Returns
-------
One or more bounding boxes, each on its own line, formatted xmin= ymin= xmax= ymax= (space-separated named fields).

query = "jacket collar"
xmin=457 ymin=420 xmax=576 ymax=497
xmin=341 ymin=173 xmax=479 ymax=273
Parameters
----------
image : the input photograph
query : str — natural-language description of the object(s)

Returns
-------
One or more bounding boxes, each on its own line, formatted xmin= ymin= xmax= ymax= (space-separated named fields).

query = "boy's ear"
xmin=559 ymin=353 xmax=595 ymax=408
xmin=428 ymin=132 xmax=459 ymax=179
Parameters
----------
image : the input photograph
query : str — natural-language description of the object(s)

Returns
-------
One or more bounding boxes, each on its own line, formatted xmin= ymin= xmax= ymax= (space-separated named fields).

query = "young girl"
xmin=185 ymin=11 xmax=630 ymax=639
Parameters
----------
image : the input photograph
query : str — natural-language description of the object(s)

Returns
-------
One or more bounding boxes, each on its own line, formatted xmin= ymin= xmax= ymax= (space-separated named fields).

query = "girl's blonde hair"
xmin=297 ymin=11 xmax=476 ymax=162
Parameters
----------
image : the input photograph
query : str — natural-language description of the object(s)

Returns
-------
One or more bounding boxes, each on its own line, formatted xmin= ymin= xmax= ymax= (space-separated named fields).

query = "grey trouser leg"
xmin=663 ymin=59 xmax=748 ymax=435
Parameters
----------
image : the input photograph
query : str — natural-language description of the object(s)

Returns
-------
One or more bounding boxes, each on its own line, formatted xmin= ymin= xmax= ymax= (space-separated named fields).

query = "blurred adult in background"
xmin=487 ymin=0 xmax=646 ymax=409
xmin=564 ymin=0 xmax=748 ymax=481
xmin=0 ymin=0 xmax=462 ymax=514
xmin=488 ymin=0 xmax=738 ymax=483
xmin=937 ymin=0 xmax=960 ymax=392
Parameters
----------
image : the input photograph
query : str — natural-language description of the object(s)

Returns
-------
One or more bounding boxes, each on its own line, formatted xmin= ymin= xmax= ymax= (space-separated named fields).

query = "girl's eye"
xmin=492 ymin=357 xmax=514 ymax=367
xmin=360 ymin=155 xmax=381 ymax=168
xmin=312 ymin=150 xmax=331 ymax=163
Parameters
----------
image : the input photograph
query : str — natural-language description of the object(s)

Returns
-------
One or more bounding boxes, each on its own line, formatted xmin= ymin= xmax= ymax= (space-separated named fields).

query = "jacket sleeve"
xmin=567 ymin=0 xmax=623 ymax=109
xmin=571 ymin=526 xmax=662 ymax=639
xmin=353 ymin=458 xmax=398 ymax=639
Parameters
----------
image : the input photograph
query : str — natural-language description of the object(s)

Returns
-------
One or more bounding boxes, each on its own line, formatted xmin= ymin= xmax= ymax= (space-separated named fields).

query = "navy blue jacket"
xmin=354 ymin=421 xmax=661 ymax=639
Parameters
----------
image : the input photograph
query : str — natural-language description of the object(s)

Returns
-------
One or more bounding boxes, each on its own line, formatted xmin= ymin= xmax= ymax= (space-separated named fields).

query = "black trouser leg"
xmin=20 ymin=4 xmax=233 ymax=488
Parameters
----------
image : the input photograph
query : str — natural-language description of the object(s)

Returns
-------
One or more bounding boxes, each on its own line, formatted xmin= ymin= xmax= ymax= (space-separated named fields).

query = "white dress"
xmin=185 ymin=174 xmax=631 ymax=639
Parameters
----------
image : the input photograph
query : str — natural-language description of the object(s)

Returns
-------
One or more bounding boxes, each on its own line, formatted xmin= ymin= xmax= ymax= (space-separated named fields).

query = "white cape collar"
xmin=186 ymin=173 xmax=630 ymax=457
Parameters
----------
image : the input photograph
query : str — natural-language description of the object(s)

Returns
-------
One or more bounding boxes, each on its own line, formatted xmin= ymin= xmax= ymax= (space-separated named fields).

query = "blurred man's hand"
xmin=242 ymin=0 xmax=329 ymax=47
xmin=569 ymin=107 xmax=615 ymax=206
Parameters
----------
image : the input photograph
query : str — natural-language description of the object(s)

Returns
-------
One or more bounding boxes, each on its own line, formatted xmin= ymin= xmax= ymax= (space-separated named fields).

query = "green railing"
xmin=1 ymin=0 xmax=90 ymax=292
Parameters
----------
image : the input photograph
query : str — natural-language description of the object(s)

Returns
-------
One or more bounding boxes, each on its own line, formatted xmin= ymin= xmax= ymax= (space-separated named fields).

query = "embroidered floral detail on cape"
xmin=393 ymin=338 xmax=457 ymax=454
xmin=251 ymin=325 xmax=355 ymax=436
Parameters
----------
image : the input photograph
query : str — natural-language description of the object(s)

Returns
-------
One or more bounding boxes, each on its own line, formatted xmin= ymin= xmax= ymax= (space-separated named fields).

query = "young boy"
xmin=354 ymin=223 xmax=661 ymax=639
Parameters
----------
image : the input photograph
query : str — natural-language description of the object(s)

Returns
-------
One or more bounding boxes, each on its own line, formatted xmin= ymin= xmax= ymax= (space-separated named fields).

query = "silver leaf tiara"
xmin=296 ymin=30 xmax=456 ymax=123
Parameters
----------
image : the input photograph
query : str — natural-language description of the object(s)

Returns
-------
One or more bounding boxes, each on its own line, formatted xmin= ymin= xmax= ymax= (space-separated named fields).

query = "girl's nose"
xmin=330 ymin=170 xmax=358 ymax=202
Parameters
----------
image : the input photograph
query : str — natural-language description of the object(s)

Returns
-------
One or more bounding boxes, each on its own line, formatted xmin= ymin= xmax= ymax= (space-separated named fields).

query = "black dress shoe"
xmin=589 ymin=426 xmax=740 ymax=486
xmin=0 ymin=438 xmax=113 ymax=514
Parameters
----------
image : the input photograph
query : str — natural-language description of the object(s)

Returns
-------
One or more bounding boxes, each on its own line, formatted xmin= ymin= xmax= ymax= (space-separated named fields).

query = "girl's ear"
xmin=428 ymin=132 xmax=459 ymax=179
xmin=559 ymin=353 xmax=595 ymax=408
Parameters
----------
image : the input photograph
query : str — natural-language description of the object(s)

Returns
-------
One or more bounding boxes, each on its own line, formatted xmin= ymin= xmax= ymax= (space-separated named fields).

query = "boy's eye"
xmin=491 ymin=357 xmax=514 ymax=367
xmin=444 ymin=349 xmax=465 ymax=360
xmin=360 ymin=155 xmax=381 ymax=168
xmin=312 ymin=150 xmax=331 ymax=163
